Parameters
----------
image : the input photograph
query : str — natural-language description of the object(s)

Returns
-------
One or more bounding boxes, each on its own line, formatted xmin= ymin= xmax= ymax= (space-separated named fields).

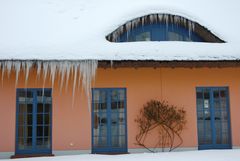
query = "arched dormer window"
xmin=106 ymin=14 xmax=224 ymax=43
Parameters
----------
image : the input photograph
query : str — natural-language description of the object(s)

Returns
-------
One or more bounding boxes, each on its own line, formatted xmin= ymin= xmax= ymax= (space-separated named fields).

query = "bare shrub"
xmin=135 ymin=100 xmax=186 ymax=152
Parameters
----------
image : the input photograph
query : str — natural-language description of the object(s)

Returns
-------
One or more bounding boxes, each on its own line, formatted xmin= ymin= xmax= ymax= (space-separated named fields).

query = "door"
xmin=92 ymin=88 xmax=127 ymax=153
xmin=196 ymin=87 xmax=231 ymax=149
xmin=16 ymin=89 xmax=52 ymax=155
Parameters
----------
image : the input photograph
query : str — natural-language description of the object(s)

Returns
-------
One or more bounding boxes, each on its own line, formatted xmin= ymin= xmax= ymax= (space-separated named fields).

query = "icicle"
xmin=164 ymin=14 xmax=169 ymax=24
xmin=110 ymin=60 xmax=113 ymax=68
xmin=192 ymin=22 xmax=195 ymax=32
xmin=141 ymin=17 xmax=145 ymax=26
xmin=153 ymin=14 xmax=158 ymax=23
xmin=14 ymin=61 xmax=21 ymax=86
xmin=164 ymin=14 xmax=169 ymax=32
xmin=37 ymin=61 xmax=42 ymax=79
xmin=126 ymin=22 xmax=132 ymax=32
xmin=158 ymin=14 xmax=163 ymax=23
xmin=59 ymin=61 xmax=67 ymax=92
xmin=174 ymin=16 xmax=180 ymax=25
xmin=77 ymin=63 xmax=82 ymax=90
xmin=42 ymin=61 xmax=49 ymax=89
xmin=0 ymin=60 xmax=98 ymax=112
xmin=6 ymin=60 xmax=12 ymax=78
xmin=72 ymin=63 xmax=78 ymax=107
xmin=79 ymin=60 xmax=98 ymax=111
xmin=170 ymin=15 xmax=173 ymax=24
xmin=1 ymin=61 xmax=5 ymax=84
xmin=149 ymin=15 xmax=154 ymax=24
xmin=188 ymin=20 xmax=192 ymax=38
xmin=25 ymin=61 xmax=33 ymax=85
xmin=65 ymin=62 xmax=71 ymax=91
xmin=50 ymin=62 xmax=57 ymax=88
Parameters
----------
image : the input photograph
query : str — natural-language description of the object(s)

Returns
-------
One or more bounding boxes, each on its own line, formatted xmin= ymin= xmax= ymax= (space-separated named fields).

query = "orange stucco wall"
xmin=0 ymin=67 xmax=240 ymax=152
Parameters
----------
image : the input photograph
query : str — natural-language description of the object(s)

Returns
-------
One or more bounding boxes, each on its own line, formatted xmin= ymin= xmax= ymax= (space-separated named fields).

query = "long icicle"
xmin=0 ymin=60 xmax=98 ymax=112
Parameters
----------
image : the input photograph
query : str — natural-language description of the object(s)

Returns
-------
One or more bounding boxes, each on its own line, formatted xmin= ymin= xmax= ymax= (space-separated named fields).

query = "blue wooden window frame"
xmin=15 ymin=88 xmax=52 ymax=155
xmin=118 ymin=23 xmax=203 ymax=42
xmin=196 ymin=87 xmax=232 ymax=150
xmin=91 ymin=88 xmax=128 ymax=154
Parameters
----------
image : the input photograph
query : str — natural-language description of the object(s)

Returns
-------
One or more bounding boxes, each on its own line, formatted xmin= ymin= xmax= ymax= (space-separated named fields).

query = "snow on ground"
xmin=0 ymin=0 xmax=240 ymax=60
xmin=1 ymin=150 xmax=240 ymax=161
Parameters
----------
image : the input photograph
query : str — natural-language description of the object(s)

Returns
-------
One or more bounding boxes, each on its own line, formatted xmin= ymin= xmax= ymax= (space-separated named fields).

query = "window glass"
xmin=135 ymin=32 xmax=151 ymax=41
xmin=92 ymin=88 xmax=127 ymax=153
xmin=196 ymin=87 xmax=231 ymax=149
xmin=16 ymin=89 xmax=52 ymax=154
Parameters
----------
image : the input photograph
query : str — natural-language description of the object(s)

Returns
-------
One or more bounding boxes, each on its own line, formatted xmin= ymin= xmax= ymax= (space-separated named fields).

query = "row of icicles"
xmin=0 ymin=60 xmax=98 ymax=111
xmin=107 ymin=13 xmax=196 ymax=42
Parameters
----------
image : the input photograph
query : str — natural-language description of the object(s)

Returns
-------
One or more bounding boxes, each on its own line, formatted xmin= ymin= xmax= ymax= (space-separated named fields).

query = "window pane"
xmin=18 ymin=126 xmax=24 ymax=138
xmin=27 ymin=114 xmax=33 ymax=125
xmin=27 ymin=104 xmax=33 ymax=113
xmin=205 ymin=120 xmax=212 ymax=144
xmin=119 ymin=90 xmax=125 ymax=101
xmin=168 ymin=31 xmax=184 ymax=41
xmin=111 ymin=90 xmax=118 ymax=101
xmin=44 ymin=126 xmax=50 ymax=137
xmin=44 ymin=114 xmax=50 ymax=124
xmin=93 ymin=137 xmax=107 ymax=147
xmin=135 ymin=32 xmax=151 ymax=41
xmin=213 ymin=90 xmax=219 ymax=99
xmin=26 ymin=138 xmax=32 ymax=148
xmin=37 ymin=114 xmax=43 ymax=125
xmin=44 ymin=90 xmax=51 ymax=97
xmin=18 ymin=137 xmax=25 ymax=150
xmin=43 ymin=137 xmax=50 ymax=148
xmin=19 ymin=104 xmax=27 ymax=113
xmin=204 ymin=90 xmax=210 ymax=99
xmin=36 ymin=137 xmax=43 ymax=147
xmin=45 ymin=104 xmax=51 ymax=113
xmin=93 ymin=90 xmax=107 ymax=112
xmin=19 ymin=91 xmax=33 ymax=102
xmin=220 ymin=90 xmax=226 ymax=98
xmin=26 ymin=126 xmax=32 ymax=138
xmin=197 ymin=91 xmax=203 ymax=99
xmin=37 ymin=104 xmax=44 ymax=113
xmin=37 ymin=126 xmax=43 ymax=137
xmin=111 ymin=136 xmax=125 ymax=148
xmin=18 ymin=114 xmax=25 ymax=125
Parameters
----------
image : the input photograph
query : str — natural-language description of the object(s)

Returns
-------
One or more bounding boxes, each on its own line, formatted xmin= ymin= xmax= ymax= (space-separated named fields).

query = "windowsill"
xmin=11 ymin=154 xmax=54 ymax=159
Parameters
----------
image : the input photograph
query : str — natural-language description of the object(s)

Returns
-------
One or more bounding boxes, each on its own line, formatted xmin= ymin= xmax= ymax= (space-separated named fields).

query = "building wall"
xmin=0 ymin=67 xmax=240 ymax=155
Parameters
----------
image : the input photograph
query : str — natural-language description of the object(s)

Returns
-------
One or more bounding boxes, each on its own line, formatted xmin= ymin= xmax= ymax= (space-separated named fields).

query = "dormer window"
xmin=106 ymin=14 xmax=224 ymax=43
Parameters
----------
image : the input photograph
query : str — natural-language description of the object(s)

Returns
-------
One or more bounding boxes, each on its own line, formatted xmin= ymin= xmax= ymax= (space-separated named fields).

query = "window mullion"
xmin=32 ymin=90 xmax=37 ymax=151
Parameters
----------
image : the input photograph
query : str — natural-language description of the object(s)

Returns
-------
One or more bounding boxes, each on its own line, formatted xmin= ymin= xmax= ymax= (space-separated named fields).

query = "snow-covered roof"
xmin=0 ymin=0 xmax=240 ymax=61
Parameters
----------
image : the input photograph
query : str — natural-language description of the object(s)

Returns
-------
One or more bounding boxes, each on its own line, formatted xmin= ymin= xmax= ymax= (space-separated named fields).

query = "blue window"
xmin=196 ymin=87 xmax=232 ymax=149
xmin=92 ymin=88 xmax=127 ymax=153
xmin=119 ymin=23 xmax=203 ymax=42
xmin=106 ymin=14 xmax=224 ymax=43
xmin=16 ymin=88 xmax=52 ymax=155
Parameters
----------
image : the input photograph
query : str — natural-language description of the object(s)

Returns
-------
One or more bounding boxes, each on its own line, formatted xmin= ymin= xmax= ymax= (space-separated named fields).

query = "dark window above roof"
xmin=106 ymin=14 xmax=224 ymax=43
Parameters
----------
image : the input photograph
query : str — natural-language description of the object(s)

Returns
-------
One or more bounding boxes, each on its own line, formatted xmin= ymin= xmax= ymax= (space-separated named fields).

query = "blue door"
xmin=16 ymin=89 xmax=52 ymax=155
xmin=92 ymin=88 xmax=127 ymax=153
xmin=196 ymin=87 xmax=231 ymax=149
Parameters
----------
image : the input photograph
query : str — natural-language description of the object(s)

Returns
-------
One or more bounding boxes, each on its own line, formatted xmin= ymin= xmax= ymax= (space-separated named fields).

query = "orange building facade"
xmin=0 ymin=66 xmax=240 ymax=158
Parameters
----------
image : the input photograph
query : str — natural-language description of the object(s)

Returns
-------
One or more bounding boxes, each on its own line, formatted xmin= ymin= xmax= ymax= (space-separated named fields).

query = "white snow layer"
xmin=0 ymin=0 xmax=240 ymax=61
xmin=1 ymin=150 xmax=240 ymax=161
